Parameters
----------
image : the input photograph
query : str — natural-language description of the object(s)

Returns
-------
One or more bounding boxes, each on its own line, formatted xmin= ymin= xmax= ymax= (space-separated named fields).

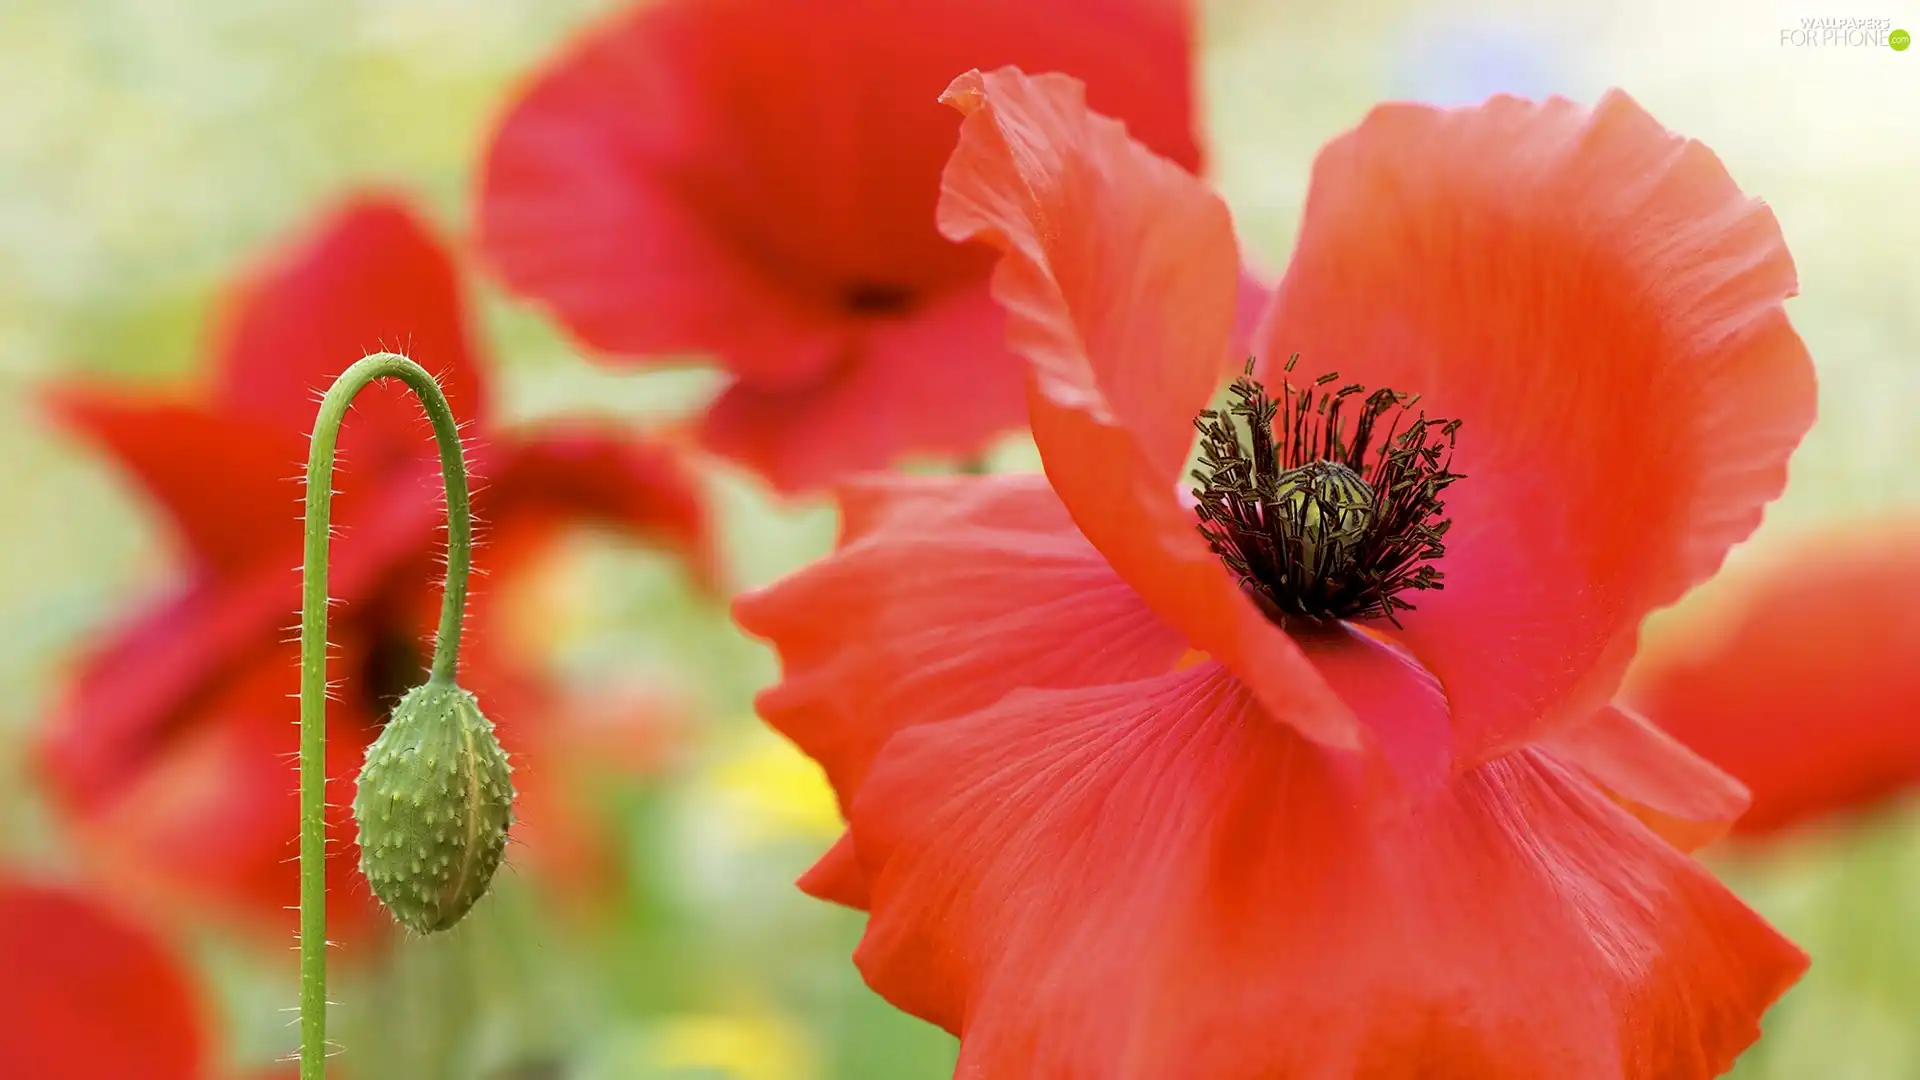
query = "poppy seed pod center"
xmin=1273 ymin=459 xmax=1377 ymax=583
xmin=1191 ymin=356 xmax=1463 ymax=627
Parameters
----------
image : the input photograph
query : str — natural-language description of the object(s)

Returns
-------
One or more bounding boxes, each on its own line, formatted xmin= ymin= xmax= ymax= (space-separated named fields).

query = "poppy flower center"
xmin=359 ymin=619 xmax=426 ymax=724
xmin=841 ymin=280 xmax=917 ymax=317
xmin=1191 ymin=356 xmax=1463 ymax=628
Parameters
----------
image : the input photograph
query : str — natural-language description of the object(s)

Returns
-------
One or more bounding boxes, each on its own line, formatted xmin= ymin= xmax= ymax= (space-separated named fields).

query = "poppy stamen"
xmin=1191 ymin=355 xmax=1463 ymax=628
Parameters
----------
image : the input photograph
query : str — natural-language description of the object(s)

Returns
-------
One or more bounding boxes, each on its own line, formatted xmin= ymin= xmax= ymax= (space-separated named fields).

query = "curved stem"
xmin=299 ymin=352 xmax=474 ymax=1079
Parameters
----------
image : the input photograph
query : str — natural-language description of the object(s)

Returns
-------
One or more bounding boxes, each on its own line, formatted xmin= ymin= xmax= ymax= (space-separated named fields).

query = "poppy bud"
xmin=352 ymin=681 xmax=515 ymax=933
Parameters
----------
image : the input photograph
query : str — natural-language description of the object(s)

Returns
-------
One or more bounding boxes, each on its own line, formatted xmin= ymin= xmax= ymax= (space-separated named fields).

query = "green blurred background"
xmin=1 ymin=0 xmax=1916 ymax=1076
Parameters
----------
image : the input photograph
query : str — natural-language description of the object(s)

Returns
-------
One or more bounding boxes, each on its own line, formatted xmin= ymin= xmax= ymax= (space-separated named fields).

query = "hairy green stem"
xmin=300 ymin=352 xmax=474 ymax=1079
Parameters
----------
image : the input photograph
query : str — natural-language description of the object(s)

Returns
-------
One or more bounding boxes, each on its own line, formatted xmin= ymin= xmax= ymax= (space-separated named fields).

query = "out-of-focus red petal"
xmin=478 ymin=0 xmax=1197 ymax=364
xmin=699 ymin=287 xmax=1025 ymax=494
xmin=1626 ymin=522 xmax=1920 ymax=836
xmin=42 ymin=203 xmax=499 ymax=788
xmin=1540 ymin=703 xmax=1750 ymax=852
xmin=484 ymin=426 xmax=718 ymax=589
xmin=42 ymin=641 xmax=386 ymax=943
xmin=936 ymin=67 xmax=1362 ymax=755
xmin=1229 ymin=263 xmax=1272 ymax=365
xmin=214 ymin=194 xmax=485 ymax=474
xmin=40 ymin=461 xmax=445 ymax=810
xmin=44 ymin=391 xmax=305 ymax=572
xmin=479 ymin=0 xmax=859 ymax=384
xmin=0 ymin=877 xmax=207 ymax=1080
xmin=1262 ymin=90 xmax=1816 ymax=763
xmin=734 ymin=472 xmax=1188 ymax=904
xmin=479 ymin=0 xmax=1198 ymax=488
xmin=40 ymin=194 xmax=723 ymax=944
xmin=848 ymin=662 xmax=1805 ymax=1077
xmin=42 ymin=428 xmax=707 ymax=936
xmin=42 ymin=570 xmax=295 ymax=808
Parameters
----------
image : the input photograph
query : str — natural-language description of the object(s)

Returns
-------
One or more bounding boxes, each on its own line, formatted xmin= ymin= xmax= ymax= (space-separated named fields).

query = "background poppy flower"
xmin=37 ymin=194 xmax=714 ymax=942
xmin=0 ymin=875 xmax=208 ymax=1080
xmin=735 ymin=68 xmax=1817 ymax=1076
xmin=1625 ymin=521 xmax=1920 ymax=838
xmin=477 ymin=0 xmax=1266 ymax=494
xmin=0 ymin=874 xmax=332 ymax=1078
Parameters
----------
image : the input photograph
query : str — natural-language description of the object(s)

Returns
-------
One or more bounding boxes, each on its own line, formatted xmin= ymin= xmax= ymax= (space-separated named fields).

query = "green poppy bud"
xmin=353 ymin=681 xmax=515 ymax=934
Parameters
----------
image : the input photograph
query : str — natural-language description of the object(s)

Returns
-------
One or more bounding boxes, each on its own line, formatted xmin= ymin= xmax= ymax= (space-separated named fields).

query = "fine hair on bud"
xmin=353 ymin=680 xmax=515 ymax=934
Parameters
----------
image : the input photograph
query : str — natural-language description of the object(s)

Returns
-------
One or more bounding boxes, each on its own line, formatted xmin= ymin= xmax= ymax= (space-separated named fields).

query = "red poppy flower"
xmin=0 ymin=874 xmax=330 ymax=1078
xmin=476 ymin=0 xmax=1264 ymax=494
xmin=1626 ymin=521 xmax=1920 ymax=837
xmin=0 ymin=875 xmax=207 ymax=1079
xmin=38 ymin=195 xmax=713 ymax=942
xmin=735 ymin=69 xmax=1818 ymax=1075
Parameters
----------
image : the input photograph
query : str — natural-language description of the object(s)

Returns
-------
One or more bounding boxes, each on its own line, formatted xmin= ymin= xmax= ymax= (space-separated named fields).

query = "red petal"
xmin=482 ymin=426 xmax=719 ymax=589
xmin=42 ymin=637 xmax=387 ymax=943
xmin=1626 ymin=521 xmax=1920 ymax=836
xmin=937 ymin=67 xmax=1362 ymax=754
xmin=1262 ymin=91 xmax=1816 ymax=762
xmin=41 ymin=568 xmax=298 ymax=808
xmin=38 ymin=459 xmax=446 ymax=812
xmin=44 ymin=390 xmax=305 ymax=572
xmin=43 ymin=428 xmax=707 ymax=934
xmin=733 ymin=472 xmax=1187 ymax=903
xmin=796 ymin=833 xmax=871 ymax=909
xmin=848 ymin=662 xmax=1805 ymax=1077
xmin=1229 ymin=262 xmax=1272 ymax=364
xmin=54 ymin=200 xmax=479 ymax=580
xmin=0 ymin=877 xmax=207 ymax=1080
xmin=214 ymin=194 xmax=485 ymax=473
xmin=478 ymin=0 xmax=1197 ymax=487
xmin=699 ymin=286 xmax=1025 ymax=494
xmin=1540 ymin=703 xmax=1750 ymax=852
xmin=939 ymin=68 xmax=1221 ymax=480
xmin=479 ymin=0 xmax=1198 ymax=361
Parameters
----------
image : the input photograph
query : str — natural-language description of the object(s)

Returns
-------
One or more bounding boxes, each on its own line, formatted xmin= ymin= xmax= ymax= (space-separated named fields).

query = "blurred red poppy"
xmin=38 ymin=195 xmax=714 ymax=943
xmin=1626 ymin=522 xmax=1920 ymax=837
xmin=0 ymin=875 xmax=207 ymax=1079
xmin=736 ymin=69 xmax=1817 ymax=1075
xmin=477 ymin=0 xmax=1262 ymax=494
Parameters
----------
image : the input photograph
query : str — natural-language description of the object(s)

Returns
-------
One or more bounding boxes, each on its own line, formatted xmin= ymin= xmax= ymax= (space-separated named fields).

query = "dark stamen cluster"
xmin=1191 ymin=356 xmax=1463 ymax=627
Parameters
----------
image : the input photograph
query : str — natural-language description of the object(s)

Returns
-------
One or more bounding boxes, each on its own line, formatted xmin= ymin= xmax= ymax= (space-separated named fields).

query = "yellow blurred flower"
xmin=707 ymin=725 xmax=843 ymax=844
xmin=647 ymin=1009 xmax=818 ymax=1080
xmin=579 ymin=1006 xmax=821 ymax=1080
